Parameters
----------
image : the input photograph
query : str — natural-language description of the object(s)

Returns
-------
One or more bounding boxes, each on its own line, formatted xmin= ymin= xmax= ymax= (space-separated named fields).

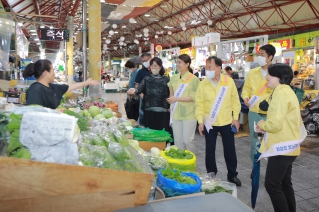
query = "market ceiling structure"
xmin=2 ymin=0 xmax=319 ymax=58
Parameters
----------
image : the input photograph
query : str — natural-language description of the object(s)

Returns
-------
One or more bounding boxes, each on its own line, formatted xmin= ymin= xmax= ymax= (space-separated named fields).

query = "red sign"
xmin=254 ymin=39 xmax=291 ymax=54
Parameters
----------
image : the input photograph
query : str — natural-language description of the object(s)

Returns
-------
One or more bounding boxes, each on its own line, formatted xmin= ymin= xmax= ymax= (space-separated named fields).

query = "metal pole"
xmin=82 ymin=0 xmax=87 ymax=96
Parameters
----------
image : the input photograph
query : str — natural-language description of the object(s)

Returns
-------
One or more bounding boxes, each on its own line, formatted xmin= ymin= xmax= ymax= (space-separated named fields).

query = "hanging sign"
xmin=192 ymin=33 xmax=220 ymax=48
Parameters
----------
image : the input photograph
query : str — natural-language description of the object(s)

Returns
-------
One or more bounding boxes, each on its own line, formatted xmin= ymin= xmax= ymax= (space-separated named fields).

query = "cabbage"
xmin=101 ymin=109 xmax=113 ymax=118
xmin=121 ymin=121 xmax=132 ymax=127
xmin=150 ymin=147 xmax=161 ymax=156
xmin=126 ymin=126 xmax=133 ymax=131
xmin=94 ymin=114 xmax=105 ymax=120
xmin=88 ymin=106 xmax=100 ymax=117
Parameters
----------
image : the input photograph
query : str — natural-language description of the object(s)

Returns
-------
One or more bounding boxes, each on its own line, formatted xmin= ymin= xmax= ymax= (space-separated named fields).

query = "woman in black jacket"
xmin=127 ymin=57 xmax=170 ymax=131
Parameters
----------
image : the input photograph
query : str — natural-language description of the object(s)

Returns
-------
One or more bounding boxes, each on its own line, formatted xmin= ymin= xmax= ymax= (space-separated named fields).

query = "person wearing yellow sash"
xmin=241 ymin=44 xmax=276 ymax=165
xmin=256 ymin=64 xmax=305 ymax=212
xmin=195 ymin=56 xmax=241 ymax=186
xmin=167 ymin=54 xmax=200 ymax=150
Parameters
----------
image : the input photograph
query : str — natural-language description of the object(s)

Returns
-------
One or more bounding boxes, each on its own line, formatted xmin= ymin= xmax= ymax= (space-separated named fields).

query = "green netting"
xmin=132 ymin=128 xmax=172 ymax=142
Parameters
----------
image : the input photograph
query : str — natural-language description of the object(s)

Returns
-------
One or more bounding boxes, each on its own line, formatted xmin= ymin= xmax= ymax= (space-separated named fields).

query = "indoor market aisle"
xmin=102 ymin=93 xmax=319 ymax=212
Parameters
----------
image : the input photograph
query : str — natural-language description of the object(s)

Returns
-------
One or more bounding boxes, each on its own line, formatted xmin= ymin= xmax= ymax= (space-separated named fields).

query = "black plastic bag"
xmin=124 ymin=95 xmax=139 ymax=121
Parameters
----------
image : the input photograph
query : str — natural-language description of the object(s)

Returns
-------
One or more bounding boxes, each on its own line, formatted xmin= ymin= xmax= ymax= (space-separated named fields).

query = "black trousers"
xmin=265 ymin=155 xmax=297 ymax=212
xmin=144 ymin=110 xmax=170 ymax=132
xmin=204 ymin=124 xmax=238 ymax=178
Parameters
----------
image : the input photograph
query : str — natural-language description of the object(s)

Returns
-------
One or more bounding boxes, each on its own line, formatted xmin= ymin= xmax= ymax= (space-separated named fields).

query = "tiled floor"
xmin=103 ymin=93 xmax=319 ymax=212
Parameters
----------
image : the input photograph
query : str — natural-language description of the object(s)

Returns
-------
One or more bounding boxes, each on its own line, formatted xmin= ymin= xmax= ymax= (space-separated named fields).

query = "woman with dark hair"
xmin=24 ymin=59 xmax=99 ymax=109
xmin=166 ymin=54 xmax=200 ymax=150
xmin=127 ymin=57 xmax=170 ymax=131
xmin=256 ymin=63 xmax=306 ymax=212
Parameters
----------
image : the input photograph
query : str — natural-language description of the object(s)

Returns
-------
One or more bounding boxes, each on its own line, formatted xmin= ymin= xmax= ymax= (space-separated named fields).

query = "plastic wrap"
xmin=199 ymin=173 xmax=237 ymax=198
xmin=157 ymin=169 xmax=202 ymax=197
xmin=148 ymin=156 xmax=168 ymax=170
xmin=132 ymin=128 xmax=172 ymax=142
xmin=78 ymin=144 xmax=120 ymax=170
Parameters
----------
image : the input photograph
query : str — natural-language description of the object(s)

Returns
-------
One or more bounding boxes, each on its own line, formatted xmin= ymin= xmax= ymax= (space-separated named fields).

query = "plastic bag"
xmin=148 ymin=156 xmax=168 ymax=170
xmin=199 ymin=173 xmax=237 ymax=198
xmin=157 ymin=169 xmax=202 ymax=197
xmin=132 ymin=128 xmax=173 ymax=142
xmin=160 ymin=149 xmax=196 ymax=171
xmin=78 ymin=144 xmax=121 ymax=170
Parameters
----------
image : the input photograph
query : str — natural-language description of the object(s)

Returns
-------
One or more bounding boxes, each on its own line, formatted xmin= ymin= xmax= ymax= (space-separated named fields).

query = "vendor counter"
xmin=116 ymin=193 xmax=253 ymax=212
xmin=103 ymin=80 xmax=128 ymax=92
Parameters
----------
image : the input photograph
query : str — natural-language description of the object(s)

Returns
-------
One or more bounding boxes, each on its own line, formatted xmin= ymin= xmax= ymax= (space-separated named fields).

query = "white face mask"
xmin=143 ymin=60 xmax=150 ymax=68
xmin=151 ymin=68 xmax=160 ymax=75
xmin=257 ymin=56 xmax=267 ymax=66
xmin=128 ymin=69 xmax=132 ymax=74
xmin=206 ymin=70 xmax=215 ymax=79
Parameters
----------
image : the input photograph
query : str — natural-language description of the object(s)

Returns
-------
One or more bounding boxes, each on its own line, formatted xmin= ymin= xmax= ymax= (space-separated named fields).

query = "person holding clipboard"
xmin=195 ymin=56 xmax=241 ymax=186
xmin=166 ymin=54 xmax=200 ymax=150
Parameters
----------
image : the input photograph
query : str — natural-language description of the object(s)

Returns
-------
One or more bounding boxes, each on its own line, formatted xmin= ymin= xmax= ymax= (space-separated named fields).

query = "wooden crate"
xmin=0 ymin=157 xmax=154 ymax=212
xmin=138 ymin=141 xmax=166 ymax=151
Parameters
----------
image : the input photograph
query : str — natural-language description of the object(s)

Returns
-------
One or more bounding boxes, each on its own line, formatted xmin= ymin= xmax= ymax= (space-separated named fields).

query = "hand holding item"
xmin=127 ymin=88 xmax=136 ymax=95
xmin=255 ymin=120 xmax=265 ymax=134
xmin=166 ymin=96 xmax=178 ymax=104
xmin=244 ymin=97 xmax=250 ymax=107
xmin=198 ymin=123 xmax=204 ymax=136
xmin=86 ymin=78 xmax=100 ymax=86
xmin=231 ymin=120 xmax=239 ymax=133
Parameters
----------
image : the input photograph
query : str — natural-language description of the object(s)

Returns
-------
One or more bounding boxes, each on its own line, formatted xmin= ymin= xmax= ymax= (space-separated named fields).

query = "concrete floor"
xmin=104 ymin=93 xmax=319 ymax=212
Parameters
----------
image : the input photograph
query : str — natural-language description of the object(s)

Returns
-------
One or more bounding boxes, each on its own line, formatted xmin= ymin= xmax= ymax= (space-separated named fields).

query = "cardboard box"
xmin=138 ymin=141 xmax=166 ymax=151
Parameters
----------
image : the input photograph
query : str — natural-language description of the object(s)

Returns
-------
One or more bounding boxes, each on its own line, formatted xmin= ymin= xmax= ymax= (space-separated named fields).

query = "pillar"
xmin=66 ymin=16 xmax=74 ymax=83
xmin=88 ymin=0 xmax=101 ymax=97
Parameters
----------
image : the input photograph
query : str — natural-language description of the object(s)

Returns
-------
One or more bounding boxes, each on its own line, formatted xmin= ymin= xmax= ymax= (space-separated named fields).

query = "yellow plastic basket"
xmin=160 ymin=150 xmax=196 ymax=171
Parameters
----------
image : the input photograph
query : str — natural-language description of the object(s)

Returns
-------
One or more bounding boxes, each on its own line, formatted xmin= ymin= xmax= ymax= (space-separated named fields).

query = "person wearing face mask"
xmin=241 ymin=44 xmax=276 ymax=170
xmin=255 ymin=64 xmax=306 ymax=212
xmin=167 ymin=54 xmax=200 ymax=150
xmin=134 ymin=53 xmax=152 ymax=126
xmin=127 ymin=57 xmax=170 ymax=131
xmin=195 ymin=56 xmax=242 ymax=186
xmin=124 ymin=60 xmax=139 ymax=89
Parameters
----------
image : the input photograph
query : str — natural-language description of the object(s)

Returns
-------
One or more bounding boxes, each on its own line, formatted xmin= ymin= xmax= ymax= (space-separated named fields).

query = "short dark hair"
xmin=23 ymin=59 xmax=52 ymax=79
xmin=125 ymin=60 xmax=135 ymax=69
xmin=150 ymin=57 xmax=165 ymax=76
xmin=141 ymin=52 xmax=151 ymax=58
xmin=259 ymin=44 xmax=276 ymax=61
xmin=177 ymin=54 xmax=193 ymax=73
xmin=225 ymin=66 xmax=232 ymax=71
xmin=268 ymin=63 xmax=293 ymax=85
xmin=206 ymin=56 xmax=222 ymax=67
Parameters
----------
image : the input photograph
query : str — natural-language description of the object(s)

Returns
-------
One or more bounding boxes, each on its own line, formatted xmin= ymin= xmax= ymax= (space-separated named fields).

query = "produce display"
xmin=157 ymin=167 xmax=202 ymax=197
xmin=161 ymin=167 xmax=196 ymax=185
xmin=203 ymin=186 xmax=232 ymax=194
xmin=165 ymin=148 xmax=194 ymax=159
xmin=63 ymin=110 xmax=89 ymax=131
xmin=6 ymin=113 xmax=31 ymax=159
xmin=160 ymin=146 xmax=197 ymax=171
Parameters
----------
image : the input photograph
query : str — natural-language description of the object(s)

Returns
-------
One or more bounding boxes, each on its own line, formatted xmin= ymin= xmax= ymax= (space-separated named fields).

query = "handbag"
xmin=124 ymin=94 xmax=140 ymax=121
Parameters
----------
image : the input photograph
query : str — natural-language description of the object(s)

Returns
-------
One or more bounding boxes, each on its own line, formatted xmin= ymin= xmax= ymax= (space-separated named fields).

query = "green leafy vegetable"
xmin=161 ymin=167 xmax=196 ymax=185
xmin=165 ymin=148 xmax=194 ymax=159
xmin=203 ymin=186 xmax=233 ymax=194
xmin=63 ymin=110 xmax=89 ymax=131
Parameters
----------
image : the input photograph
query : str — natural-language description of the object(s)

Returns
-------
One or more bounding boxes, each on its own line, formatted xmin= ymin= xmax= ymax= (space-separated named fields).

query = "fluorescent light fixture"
xmin=18 ymin=22 xmax=23 ymax=26
xmin=30 ymin=29 xmax=36 ymax=32
xmin=34 ymin=38 xmax=39 ymax=41
xmin=36 ymin=42 xmax=41 ymax=45
xmin=164 ymin=26 xmax=174 ymax=29
xmin=114 ymin=31 xmax=118 ymax=33
xmin=144 ymin=14 xmax=150 ymax=17
xmin=30 ymin=33 xmax=37 ymax=35
xmin=40 ymin=25 xmax=45 ymax=28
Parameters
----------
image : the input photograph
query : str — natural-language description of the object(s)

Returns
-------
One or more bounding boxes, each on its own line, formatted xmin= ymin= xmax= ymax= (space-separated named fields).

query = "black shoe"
xmin=228 ymin=176 xmax=242 ymax=186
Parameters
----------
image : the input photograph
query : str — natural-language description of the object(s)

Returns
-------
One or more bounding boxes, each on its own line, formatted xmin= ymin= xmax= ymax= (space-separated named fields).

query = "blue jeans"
xmin=137 ymin=97 xmax=144 ymax=126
